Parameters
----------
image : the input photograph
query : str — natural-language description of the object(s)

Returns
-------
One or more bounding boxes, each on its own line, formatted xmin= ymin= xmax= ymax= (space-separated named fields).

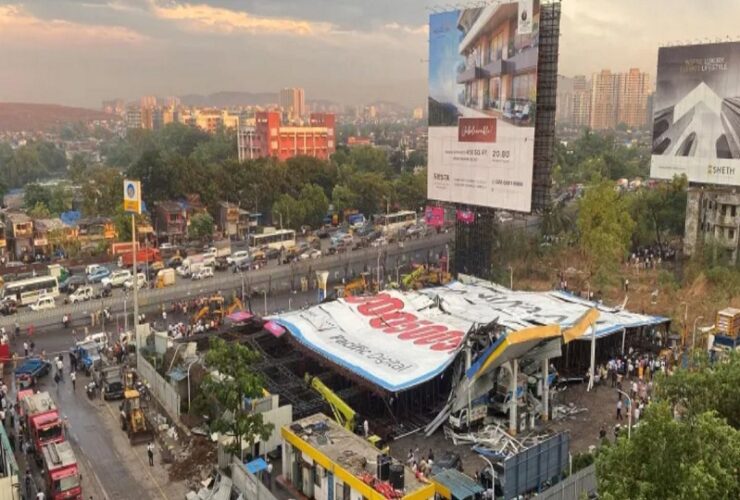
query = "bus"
xmin=376 ymin=210 xmax=417 ymax=234
xmin=248 ymin=229 xmax=297 ymax=253
xmin=1 ymin=276 xmax=60 ymax=306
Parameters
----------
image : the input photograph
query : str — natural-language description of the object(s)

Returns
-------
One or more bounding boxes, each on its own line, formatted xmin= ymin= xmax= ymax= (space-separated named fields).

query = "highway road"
xmin=1 ymin=231 xmax=454 ymax=333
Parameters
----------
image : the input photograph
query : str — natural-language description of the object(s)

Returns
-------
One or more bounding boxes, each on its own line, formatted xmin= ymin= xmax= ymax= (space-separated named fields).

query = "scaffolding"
xmin=453 ymin=208 xmax=496 ymax=279
xmin=532 ymin=0 xmax=561 ymax=212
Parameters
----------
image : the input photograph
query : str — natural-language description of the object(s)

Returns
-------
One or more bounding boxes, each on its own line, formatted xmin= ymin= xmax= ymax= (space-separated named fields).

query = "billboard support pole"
xmin=132 ymin=213 xmax=139 ymax=355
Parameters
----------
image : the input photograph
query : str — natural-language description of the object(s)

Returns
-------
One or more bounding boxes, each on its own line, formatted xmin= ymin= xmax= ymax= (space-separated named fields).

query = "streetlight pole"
xmin=616 ymin=389 xmax=632 ymax=439
xmin=262 ymin=290 xmax=267 ymax=316
xmin=508 ymin=265 xmax=513 ymax=290
xmin=692 ymin=315 xmax=704 ymax=351
xmin=477 ymin=455 xmax=495 ymax=494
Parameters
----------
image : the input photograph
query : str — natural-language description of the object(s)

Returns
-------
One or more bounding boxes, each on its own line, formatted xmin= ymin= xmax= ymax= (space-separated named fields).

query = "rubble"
xmin=169 ymin=436 xmax=218 ymax=482
xmin=444 ymin=424 xmax=550 ymax=460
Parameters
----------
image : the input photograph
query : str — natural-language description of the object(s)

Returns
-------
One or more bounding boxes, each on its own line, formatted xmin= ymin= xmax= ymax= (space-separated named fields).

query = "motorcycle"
xmin=86 ymin=381 xmax=97 ymax=400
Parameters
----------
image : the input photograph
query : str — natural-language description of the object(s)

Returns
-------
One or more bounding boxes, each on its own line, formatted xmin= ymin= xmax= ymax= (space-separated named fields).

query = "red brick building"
xmin=237 ymin=111 xmax=336 ymax=161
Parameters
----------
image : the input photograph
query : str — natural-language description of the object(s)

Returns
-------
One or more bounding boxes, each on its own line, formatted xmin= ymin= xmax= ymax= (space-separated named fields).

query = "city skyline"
xmin=1 ymin=0 xmax=739 ymax=109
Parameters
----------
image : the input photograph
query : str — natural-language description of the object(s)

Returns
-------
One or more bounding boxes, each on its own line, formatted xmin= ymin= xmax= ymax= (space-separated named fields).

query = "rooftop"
xmin=42 ymin=441 xmax=77 ymax=469
xmin=282 ymin=413 xmax=430 ymax=497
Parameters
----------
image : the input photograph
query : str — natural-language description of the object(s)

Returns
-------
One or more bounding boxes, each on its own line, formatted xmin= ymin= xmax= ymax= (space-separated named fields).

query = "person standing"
xmin=56 ymin=357 xmax=64 ymax=381
xmin=23 ymin=341 xmax=28 ymax=358
xmin=616 ymin=399 xmax=623 ymax=421
xmin=70 ymin=371 xmax=76 ymax=392
xmin=266 ymin=459 xmax=273 ymax=489
xmin=363 ymin=419 xmax=369 ymax=438
xmin=147 ymin=442 xmax=155 ymax=466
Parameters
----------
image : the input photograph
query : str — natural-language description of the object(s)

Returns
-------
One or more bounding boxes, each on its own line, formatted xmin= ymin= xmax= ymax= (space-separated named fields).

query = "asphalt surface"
xmin=1 ymin=231 xmax=454 ymax=333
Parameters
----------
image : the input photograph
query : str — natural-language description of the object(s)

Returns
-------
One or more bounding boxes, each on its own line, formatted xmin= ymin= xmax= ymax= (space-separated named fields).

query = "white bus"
xmin=376 ymin=210 xmax=417 ymax=234
xmin=248 ymin=229 xmax=297 ymax=252
xmin=1 ymin=276 xmax=60 ymax=306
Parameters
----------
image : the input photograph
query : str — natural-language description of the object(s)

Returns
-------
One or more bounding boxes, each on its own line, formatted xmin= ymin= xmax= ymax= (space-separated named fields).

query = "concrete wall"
xmin=230 ymin=456 xmax=278 ymax=500
xmin=137 ymin=352 xmax=182 ymax=421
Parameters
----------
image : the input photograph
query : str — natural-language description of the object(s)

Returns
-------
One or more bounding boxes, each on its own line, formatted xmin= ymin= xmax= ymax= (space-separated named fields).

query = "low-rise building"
xmin=5 ymin=212 xmax=34 ymax=260
xmin=155 ymin=201 xmax=188 ymax=244
xmin=77 ymin=217 xmax=117 ymax=250
xmin=281 ymin=413 xmax=434 ymax=500
xmin=33 ymin=218 xmax=76 ymax=258
xmin=684 ymin=186 xmax=740 ymax=263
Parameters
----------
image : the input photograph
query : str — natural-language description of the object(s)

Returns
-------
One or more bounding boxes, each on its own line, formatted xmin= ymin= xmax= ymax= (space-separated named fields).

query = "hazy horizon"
xmin=1 ymin=0 xmax=739 ymax=109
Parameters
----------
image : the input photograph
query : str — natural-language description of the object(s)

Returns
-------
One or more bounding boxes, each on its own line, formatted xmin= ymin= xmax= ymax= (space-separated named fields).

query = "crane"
xmin=305 ymin=374 xmax=388 ymax=453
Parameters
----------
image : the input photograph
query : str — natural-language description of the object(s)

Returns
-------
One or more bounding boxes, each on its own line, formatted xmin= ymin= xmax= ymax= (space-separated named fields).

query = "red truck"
xmin=41 ymin=441 xmax=82 ymax=499
xmin=117 ymin=247 xmax=161 ymax=268
xmin=21 ymin=391 xmax=64 ymax=461
xmin=110 ymin=241 xmax=139 ymax=256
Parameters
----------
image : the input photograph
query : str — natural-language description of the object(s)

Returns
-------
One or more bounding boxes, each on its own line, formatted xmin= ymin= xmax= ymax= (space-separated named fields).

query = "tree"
xmin=629 ymin=175 xmax=687 ymax=248
xmin=331 ymin=184 xmax=358 ymax=215
xmin=393 ymin=169 xmax=427 ymax=211
xmin=346 ymin=171 xmax=392 ymax=216
xmin=24 ymin=183 xmax=52 ymax=210
xmin=68 ymin=154 xmax=88 ymax=184
xmin=189 ymin=212 xmax=214 ymax=242
xmin=596 ymin=403 xmax=740 ymax=500
xmin=28 ymin=202 xmax=52 ymax=219
xmin=654 ymin=353 xmax=740 ymax=429
xmin=577 ymin=181 xmax=635 ymax=285
xmin=200 ymin=338 xmax=273 ymax=457
xmin=272 ymin=194 xmax=304 ymax=230
xmin=298 ymin=184 xmax=329 ymax=229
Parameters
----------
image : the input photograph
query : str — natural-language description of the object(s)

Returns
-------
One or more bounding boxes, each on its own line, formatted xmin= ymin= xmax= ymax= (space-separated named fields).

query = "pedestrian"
xmin=428 ymin=448 xmax=434 ymax=462
xmin=56 ymin=358 xmax=64 ymax=381
xmin=266 ymin=459 xmax=273 ymax=489
xmin=70 ymin=371 xmax=76 ymax=392
xmin=599 ymin=424 xmax=607 ymax=441
xmin=363 ymin=419 xmax=369 ymax=438
xmin=30 ymin=340 xmax=35 ymax=354
xmin=624 ymin=278 xmax=629 ymax=293
xmin=616 ymin=399 xmax=623 ymax=420
xmin=147 ymin=442 xmax=155 ymax=466
xmin=25 ymin=469 xmax=32 ymax=497
xmin=36 ymin=490 xmax=45 ymax=499
xmin=23 ymin=341 xmax=28 ymax=358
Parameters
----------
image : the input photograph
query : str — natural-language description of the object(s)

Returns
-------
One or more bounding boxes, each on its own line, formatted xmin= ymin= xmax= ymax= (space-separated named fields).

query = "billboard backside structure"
xmin=651 ymin=42 xmax=740 ymax=186
xmin=428 ymin=1 xmax=540 ymax=212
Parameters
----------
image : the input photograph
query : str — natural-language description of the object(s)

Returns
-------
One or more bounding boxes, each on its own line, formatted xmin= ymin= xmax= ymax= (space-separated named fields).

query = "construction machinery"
xmin=402 ymin=264 xmax=451 ymax=290
xmin=120 ymin=389 xmax=154 ymax=445
xmin=336 ymin=272 xmax=377 ymax=298
xmin=191 ymin=295 xmax=245 ymax=327
xmin=305 ymin=374 xmax=388 ymax=453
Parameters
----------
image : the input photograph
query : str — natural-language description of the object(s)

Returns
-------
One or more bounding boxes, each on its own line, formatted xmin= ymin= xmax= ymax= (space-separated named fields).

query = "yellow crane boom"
xmin=305 ymin=374 xmax=356 ymax=431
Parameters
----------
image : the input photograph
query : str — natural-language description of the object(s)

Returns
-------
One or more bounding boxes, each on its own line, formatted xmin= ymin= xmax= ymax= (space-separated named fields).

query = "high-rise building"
xmin=102 ymin=99 xmax=125 ymax=115
xmin=556 ymin=75 xmax=575 ymax=124
xmin=571 ymin=75 xmax=591 ymax=128
xmin=279 ymin=87 xmax=305 ymax=120
xmin=237 ymin=111 xmax=335 ymax=161
xmin=412 ymin=107 xmax=425 ymax=120
xmin=140 ymin=95 xmax=158 ymax=109
xmin=125 ymin=105 xmax=142 ymax=129
xmin=617 ymin=68 xmax=651 ymax=128
xmin=589 ymin=70 xmax=619 ymax=130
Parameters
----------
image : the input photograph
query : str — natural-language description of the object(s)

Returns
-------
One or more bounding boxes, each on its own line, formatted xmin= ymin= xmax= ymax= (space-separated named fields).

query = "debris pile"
xmin=552 ymin=403 xmax=588 ymax=420
xmin=444 ymin=424 xmax=549 ymax=460
xmin=170 ymin=436 xmax=217 ymax=482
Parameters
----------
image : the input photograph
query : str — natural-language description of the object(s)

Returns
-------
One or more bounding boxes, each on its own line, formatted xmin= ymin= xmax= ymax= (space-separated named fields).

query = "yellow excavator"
xmin=305 ymin=374 xmax=388 ymax=453
xmin=336 ymin=272 xmax=378 ymax=298
xmin=192 ymin=295 xmax=246 ymax=327
xmin=120 ymin=389 xmax=154 ymax=445
xmin=402 ymin=264 xmax=451 ymax=290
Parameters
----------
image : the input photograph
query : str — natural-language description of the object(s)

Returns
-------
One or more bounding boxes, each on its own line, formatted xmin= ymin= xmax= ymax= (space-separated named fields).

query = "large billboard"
xmin=428 ymin=0 xmax=539 ymax=212
xmin=651 ymin=42 xmax=740 ymax=186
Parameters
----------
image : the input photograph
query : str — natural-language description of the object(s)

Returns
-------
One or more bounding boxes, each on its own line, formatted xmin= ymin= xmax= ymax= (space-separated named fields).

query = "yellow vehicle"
xmin=120 ymin=389 xmax=154 ymax=445
xmin=337 ymin=272 xmax=377 ymax=298
xmin=305 ymin=374 xmax=389 ymax=454
xmin=191 ymin=295 xmax=245 ymax=326
xmin=402 ymin=265 xmax=451 ymax=290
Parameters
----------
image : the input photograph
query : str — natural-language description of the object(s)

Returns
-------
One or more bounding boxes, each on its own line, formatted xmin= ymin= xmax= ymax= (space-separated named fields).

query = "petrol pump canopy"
xmin=273 ymin=278 xmax=667 ymax=393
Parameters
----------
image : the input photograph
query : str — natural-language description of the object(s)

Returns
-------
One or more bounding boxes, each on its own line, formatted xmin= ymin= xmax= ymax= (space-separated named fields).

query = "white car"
xmin=227 ymin=250 xmax=249 ymax=265
xmin=191 ymin=267 xmax=214 ymax=280
xmin=123 ymin=273 xmax=147 ymax=290
xmin=299 ymin=249 xmax=322 ymax=260
xmin=69 ymin=285 xmax=94 ymax=304
xmin=102 ymin=269 xmax=132 ymax=288
xmin=29 ymin=295 xmax=56 ymax=311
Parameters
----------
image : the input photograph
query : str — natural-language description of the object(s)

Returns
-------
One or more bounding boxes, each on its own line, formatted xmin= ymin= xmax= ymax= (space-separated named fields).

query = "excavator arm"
xmin=306 ymin=374 xmax=356 ymax=431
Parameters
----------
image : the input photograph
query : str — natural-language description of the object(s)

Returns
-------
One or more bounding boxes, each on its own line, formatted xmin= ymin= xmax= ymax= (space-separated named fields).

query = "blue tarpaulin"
xmin=245 ymin=457 xmax=267 ymax=474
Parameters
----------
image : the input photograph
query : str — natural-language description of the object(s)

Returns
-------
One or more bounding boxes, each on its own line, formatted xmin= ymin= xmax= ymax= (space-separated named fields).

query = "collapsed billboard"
xmin=274 ymin=291 xmax=469 ymax=392
xmin=428 ymin=1 xmax=539 ymax=212
xmin=651 ymin=42 xmax=740 ymax=186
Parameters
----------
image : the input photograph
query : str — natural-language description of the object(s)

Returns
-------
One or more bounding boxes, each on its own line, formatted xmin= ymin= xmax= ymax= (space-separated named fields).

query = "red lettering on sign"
xmin=346 ymin=293 xmax=464 ymax=352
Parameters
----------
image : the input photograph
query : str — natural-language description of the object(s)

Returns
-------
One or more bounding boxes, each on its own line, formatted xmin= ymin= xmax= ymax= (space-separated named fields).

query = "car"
xmin=332 ymin=233 xmax=353 ymax=246
xmin=371 ymin=237 xmax=388 ymax=247
xmin=227 ymin=250 xmax=249 ymax=265
xmin=264 ymin=247 xmax=280 ymax=260
xmin=123 ymin=273 xmax=147 ymax=290
xmin=85 ymin=264 xmax=106 ymax=276
xmin=316 ymin=227 xmax=331 ymax=239
xmin=69 ymin=285 xmax=94 ymax=304
xmin=191 ymin=267 xmax=214 ymax=280
xmin=0 ymin=298 xmax=18 ymax=316
xmin=102 ymin=269 xmax=132 ymax=288
xmin=59 ymin=275 xmax=86 ymax=294
xmin=87 ymin=267 xmax=111 ymax=284
xmin=29 ymin=295 xmax=56 ymax=311
xmin=299 ymin=249 xmax=322 ymax=260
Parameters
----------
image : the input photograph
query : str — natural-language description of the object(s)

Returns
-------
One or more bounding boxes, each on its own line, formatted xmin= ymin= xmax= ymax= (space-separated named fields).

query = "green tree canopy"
xmin=200 ymin=338 xmax=273 ymax=457
xmin=596 ymin=402 xmax=740 ymax=500
xmin=298 ymin=184 xmax=329 ymax=229
xmin=189 ymin=212 xmax=215 ymax=241
xmin=331 ymin=184 xmax=358 ymax=216
xmin=577 ymin=181 xmax=635 ymax=284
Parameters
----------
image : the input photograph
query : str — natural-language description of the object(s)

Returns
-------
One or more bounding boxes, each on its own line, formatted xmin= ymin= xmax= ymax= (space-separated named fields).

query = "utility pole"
xmin=132 ymin=214 xmax=139 ymax=340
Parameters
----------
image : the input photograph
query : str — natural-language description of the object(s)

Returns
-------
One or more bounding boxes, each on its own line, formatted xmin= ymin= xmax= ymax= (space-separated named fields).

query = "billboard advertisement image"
xmin=651 ymin=42 xmax=740 ymax=186
xmin=428 ymin=0 xmax=539 ymax=212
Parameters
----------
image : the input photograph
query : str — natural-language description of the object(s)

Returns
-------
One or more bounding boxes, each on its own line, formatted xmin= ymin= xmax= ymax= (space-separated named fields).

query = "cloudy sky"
xmin=1 ymin=0 xmax=738 ymax=108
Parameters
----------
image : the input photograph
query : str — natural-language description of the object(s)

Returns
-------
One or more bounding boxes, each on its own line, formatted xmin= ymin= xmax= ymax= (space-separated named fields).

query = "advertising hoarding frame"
xmin=651 ymin=41 xmax=740 ymax=186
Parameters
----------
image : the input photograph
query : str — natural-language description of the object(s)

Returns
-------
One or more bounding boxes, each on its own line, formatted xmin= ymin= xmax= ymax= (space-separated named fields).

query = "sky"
xmin=1 ymin=0 xmax=740 ymax=109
